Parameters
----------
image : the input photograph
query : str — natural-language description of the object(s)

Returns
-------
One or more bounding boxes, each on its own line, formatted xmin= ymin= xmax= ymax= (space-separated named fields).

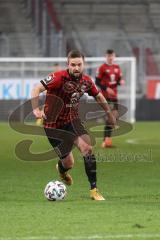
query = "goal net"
xmin=0 ymin=57 xmax=136 ymax=122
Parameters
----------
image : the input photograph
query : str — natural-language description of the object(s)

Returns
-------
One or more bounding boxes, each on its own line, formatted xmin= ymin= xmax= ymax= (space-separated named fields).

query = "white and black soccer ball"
xmin=44 ymin=180 xmax=67 ymax=201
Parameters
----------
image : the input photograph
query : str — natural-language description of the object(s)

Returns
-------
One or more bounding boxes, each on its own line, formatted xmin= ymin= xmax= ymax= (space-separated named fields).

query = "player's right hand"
xmin=33 ymin=108 xmax=46 ymax=119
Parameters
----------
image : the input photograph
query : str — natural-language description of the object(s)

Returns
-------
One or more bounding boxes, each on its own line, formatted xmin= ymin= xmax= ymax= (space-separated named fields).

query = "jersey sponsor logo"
xmin=110 ymin=74 xmax=116 ymax=82
xmin=63 ymin=81 xmax=91 ymax=107
xmin=63 ymin=80 xmax=91 ymax=94
xmin=63 ymin=81 xmax=77 ymax=93
xmin=70 ymin=92 xmax=81 ymax=106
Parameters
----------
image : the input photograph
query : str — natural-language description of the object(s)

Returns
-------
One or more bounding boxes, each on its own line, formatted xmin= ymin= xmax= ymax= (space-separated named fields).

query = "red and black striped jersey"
xmin=40 ymin=69 xmax=99 ymax=128
xmin=96 ymin=63 xmax=123 ymax=100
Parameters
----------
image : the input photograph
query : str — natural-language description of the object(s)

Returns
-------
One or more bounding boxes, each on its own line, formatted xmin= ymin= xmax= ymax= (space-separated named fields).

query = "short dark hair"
xmin=106 ymin=49 xmax=115 ymax=54
xmin=67 ymin=50 xmax=85 ymax=60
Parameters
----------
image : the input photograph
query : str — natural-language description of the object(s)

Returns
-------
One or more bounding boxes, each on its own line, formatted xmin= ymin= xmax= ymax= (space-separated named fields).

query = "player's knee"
xmin=81 ymin=144 xmax=92 ymax=156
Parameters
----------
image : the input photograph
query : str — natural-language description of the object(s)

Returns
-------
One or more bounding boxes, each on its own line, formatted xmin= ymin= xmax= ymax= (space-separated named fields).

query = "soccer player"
xmin=31 ymin=50 xmax=116 ymax=201
xmin=95 ymin=49 xmax=124 ymax=147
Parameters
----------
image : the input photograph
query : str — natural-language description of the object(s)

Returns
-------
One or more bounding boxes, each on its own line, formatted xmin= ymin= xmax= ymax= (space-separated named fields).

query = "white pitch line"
xmin=126 ymin=138 xmax=160 ymax=145
xmin=126 ymin=139 xmax=138 ymax=144
xmin=1 ymin=234 xmax=160 ymax=240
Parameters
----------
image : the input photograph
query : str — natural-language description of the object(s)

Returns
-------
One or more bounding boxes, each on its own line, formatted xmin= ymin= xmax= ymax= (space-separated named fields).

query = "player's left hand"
xmin=120 ymin=79 xmax=125 ymax=85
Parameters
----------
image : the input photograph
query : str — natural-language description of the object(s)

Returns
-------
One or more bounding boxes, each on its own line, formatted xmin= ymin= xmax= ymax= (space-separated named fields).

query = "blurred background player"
xmin=35 ymin=63 xmax=61 ymax=126
xmin=95 ymin=49 xmax=125 ymax=147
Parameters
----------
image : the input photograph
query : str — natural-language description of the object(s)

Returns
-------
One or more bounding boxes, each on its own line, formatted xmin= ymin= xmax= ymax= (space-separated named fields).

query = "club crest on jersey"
xmin=114 ymin=68 xmax=119 ymax=73
xmin=80 ymin=81 xmax=91 ymax=92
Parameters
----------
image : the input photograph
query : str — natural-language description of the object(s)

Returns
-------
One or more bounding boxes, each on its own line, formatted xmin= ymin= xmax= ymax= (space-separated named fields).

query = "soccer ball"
xmin=44 ymin=180 xmax=67 ymax=201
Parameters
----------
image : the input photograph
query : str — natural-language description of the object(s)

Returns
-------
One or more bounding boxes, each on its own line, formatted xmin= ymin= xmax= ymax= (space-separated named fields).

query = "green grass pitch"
xmin=0 ymin=122 xmax=160 ymax=240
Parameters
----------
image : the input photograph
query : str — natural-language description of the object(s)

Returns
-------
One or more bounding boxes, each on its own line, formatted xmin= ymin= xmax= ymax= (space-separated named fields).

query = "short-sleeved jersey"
xmin=96 ymin=63 xmax=122 ymax=100
xmin=40 ymin=69 xmax=99 ymax=128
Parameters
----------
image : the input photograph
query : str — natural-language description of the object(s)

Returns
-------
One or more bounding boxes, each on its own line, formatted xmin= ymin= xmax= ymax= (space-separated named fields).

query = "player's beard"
xmin=70 ymin=71 xmax=82 ymax=81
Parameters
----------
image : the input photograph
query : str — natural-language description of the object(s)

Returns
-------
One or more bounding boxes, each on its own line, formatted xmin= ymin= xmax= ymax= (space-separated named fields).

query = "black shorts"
xmin=44 ymin=118 xmax=88 ymax=158
xmin=107 ymin=99 xmax=118 ymax=111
